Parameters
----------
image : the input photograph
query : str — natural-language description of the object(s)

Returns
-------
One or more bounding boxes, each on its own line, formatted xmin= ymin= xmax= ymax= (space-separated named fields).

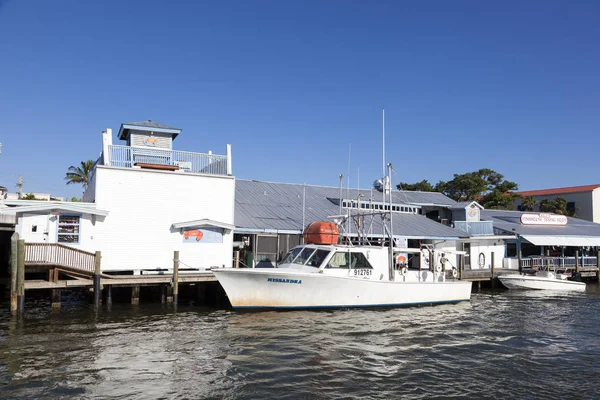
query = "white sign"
xmin=174 ymin=161 xmax=192 ymax=171
xmin=520 ymin=213 xmax=568 ymax=226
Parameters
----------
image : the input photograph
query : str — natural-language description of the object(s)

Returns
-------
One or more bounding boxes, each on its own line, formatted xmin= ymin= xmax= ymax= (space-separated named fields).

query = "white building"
xmin=2 ymin=120 xmax=235 ymax=274
xmin=515 ymin=184 xmax=600 ymax=223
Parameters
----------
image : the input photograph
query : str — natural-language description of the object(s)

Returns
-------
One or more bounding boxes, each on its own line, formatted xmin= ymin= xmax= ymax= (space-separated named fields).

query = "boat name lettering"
xmin=353 ymin=269 xmax=373 ymax=276
xmin=267 ymin=278 xmax=303 ymax=284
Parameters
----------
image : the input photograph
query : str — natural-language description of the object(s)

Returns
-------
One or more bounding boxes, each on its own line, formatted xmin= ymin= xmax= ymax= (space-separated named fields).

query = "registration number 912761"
xmin=353 ymin=269 xmax=372 ymax=277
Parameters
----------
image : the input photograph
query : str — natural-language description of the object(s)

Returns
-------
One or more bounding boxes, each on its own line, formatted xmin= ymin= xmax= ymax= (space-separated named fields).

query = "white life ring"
xmin=400 ymin=266 xmax=408 ymax=276
xmin=451 ymin=268 xmax=458 ymax=278
xmin=435 ymin=264 xmax=443 ymax=273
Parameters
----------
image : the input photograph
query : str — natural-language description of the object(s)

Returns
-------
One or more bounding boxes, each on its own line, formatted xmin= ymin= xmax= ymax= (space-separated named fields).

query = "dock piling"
xmin=131 ymin=285 xmax=140 ymax=305
xmin=17 ymin=239 xmax=25 ymax=315
xmin=94 ymin=251 xmax=102 ymax=308
xmin=10 ymin=233 xmax=18 ymax=313
xmin=173 ymin=251 xmax=179 ymax=307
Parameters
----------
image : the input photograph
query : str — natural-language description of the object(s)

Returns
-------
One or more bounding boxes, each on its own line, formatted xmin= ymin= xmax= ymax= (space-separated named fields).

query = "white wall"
xmin=516 ymin=192 xmax=593 ymax=222
xmin=464 ymin=238 xmax=505 ymax=269
xmin=17 ymin=212 xmax=96 ymax=250
xmin=94 ymin=166 xmax=235 ymax=273
xmin=593 ymin=188 xmax=600 ymax=223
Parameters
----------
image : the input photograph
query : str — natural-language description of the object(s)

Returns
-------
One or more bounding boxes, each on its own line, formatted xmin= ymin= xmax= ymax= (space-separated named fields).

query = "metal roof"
xmin=450 ymin=201 xmax=483 ymax=210
xmin=235 ymin=180 xmax=464 ymax=239
xmin=0 ymin=201 xmax=109 ymax=217
xmin=118 ymin=120 xmax=182 ymax=140
xmin=481 ymin=209 xmax=600 ymax=237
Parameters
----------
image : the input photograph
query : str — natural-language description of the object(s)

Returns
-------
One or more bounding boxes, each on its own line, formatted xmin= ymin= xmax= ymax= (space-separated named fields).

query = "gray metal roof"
xmin=118 ymin=120 xmax=182 ymax=140
xmin=123 ymin=120 xmax=181 ymax=130
xmin=235 ymin=180 xmax=465 ymax=239
xmin=481 ymin=209 xmax=600 ymax=237
xmin=450 ymin=201 xmax=483 ymax=210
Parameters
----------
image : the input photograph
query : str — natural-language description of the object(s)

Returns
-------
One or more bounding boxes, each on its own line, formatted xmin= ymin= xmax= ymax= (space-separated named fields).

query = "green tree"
xmin=540 ymin=197 xmax=576 ymax=217
xmin=520 ymin=196 xmax=538 ymax=211
xmin=396 ymin=168 xmax=520 ymax=210
xmin=396 ymin=179 xmax=437 ymax=192
xmin=69 ymin=196 xmax=82 ymax=202
xmin=65 ymin=160 xmax=95 ymax=190
xmin=22 ymin=193 xmax=39 ymax=200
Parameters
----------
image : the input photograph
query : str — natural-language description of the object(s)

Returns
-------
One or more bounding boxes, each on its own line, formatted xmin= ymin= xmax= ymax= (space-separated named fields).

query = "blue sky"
xmin=0 ymin=0 xmax=599 ymax=199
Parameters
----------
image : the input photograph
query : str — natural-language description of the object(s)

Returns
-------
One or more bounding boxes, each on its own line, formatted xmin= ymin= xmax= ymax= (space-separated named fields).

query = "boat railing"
xmin=528 ymin=256 xmax=597 ymax=269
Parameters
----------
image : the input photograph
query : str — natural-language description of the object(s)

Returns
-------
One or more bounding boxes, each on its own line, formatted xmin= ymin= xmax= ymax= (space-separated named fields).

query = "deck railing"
xmin=106 ymin=145 xmax=229 ymax=176
xmin=25 ymin=243 xmax=96 ymax=273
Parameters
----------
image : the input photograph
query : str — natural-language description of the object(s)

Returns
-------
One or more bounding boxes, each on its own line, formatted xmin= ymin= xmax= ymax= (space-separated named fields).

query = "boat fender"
xmin=435 ymin=264 xmax=443 ymax=273
xmin=400 ymin=266 xmax=408 ymax=276
xmin=451 ymin=268 xmax=458 ymax=278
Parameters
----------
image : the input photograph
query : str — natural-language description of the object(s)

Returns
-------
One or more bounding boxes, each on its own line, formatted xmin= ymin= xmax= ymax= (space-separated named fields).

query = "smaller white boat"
xmin=498 ymin=270 xmax=585 ymax=292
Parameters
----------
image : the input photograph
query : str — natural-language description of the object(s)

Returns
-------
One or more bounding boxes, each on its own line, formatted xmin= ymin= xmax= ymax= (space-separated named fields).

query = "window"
xmin=306 ymin=249 xmax=330 ymax=268
xmin=58 ymin=215 xmax=80 ymax=243
xmin=350 ymin=252 xmax=373 ymax=269
xmin=506 ymin=243 xmax=517 ymax=257
xmin=327 ymin=252 xmax=350 ymax=268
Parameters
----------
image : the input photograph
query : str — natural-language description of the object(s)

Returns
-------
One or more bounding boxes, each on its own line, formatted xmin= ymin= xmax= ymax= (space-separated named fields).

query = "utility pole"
xmin=16 ymin=175 xmax=23 ymax=199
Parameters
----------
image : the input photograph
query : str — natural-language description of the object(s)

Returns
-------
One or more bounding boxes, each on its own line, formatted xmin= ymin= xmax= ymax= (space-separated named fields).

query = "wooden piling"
xmin=131 ymin=285 xmax=140 ymax=305
xmin=51 ymin=289 xmax=61 ymax=308
xmin=491 ymin=253 xmax=496 ymax=288
xmin=10 ymin=232 xmax=18 ymax=313
xmin=173 ymin=251 xmax=179 ymax=307
xmin=17 ymin=239 xmax=25 ymax=315
xmin=106 ymin=285 xmax=112 ymax=306
xmin=234 ymin=250 xmax=240 ymax=268
xmin=459 ymin=254 xmax=464 ymax=280
xmin=518 ymin=249 xmax=523 ymax=274
xmin=93 ymin=251 xmax=102 ymax=307
xmin=575 ymin=250 xmax=580 ymax=272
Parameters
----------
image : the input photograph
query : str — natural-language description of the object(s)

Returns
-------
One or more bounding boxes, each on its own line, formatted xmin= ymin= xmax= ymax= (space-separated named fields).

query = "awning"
xmin=521 ymin=235 xmax=600 ymax=247
xmin=172 ymin=218 xmax=235 ymax=231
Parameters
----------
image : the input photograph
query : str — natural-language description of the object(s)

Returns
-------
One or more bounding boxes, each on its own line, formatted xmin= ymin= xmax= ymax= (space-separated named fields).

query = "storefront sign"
xmin=520 ymin=213 xmax=568 ymax=226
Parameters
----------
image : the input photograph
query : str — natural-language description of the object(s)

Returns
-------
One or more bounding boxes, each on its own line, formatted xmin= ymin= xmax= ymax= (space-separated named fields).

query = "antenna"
xmin=338 ymin=174 xmax=343 ymax=214
xmin=382 ymin=108 xmax=385 ymax=177
xmin=16 ymin=175 xmax=23 ymax=199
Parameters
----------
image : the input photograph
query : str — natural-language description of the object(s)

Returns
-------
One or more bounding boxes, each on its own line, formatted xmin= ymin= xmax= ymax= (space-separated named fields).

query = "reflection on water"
xmin=0 ymin=286 xmax=599 ymax=399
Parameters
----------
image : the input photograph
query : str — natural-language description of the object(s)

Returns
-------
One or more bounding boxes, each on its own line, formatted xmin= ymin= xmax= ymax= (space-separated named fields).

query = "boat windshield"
xmin=280 ymin=247 xmax=331 ymax=268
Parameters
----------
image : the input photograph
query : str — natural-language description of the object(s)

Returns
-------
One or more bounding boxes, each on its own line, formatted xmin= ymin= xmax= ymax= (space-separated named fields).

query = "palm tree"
xmin=64 ymin=160 xmax=95 ymax=190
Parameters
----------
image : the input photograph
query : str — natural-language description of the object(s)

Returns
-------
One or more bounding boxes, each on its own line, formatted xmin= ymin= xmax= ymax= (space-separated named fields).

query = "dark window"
xmin=31 ymin=225 xmax=37 ymax=233
xmin=350 ymin=252 xmax=373 ymax=269
xmin=506 ymin=243 xmax=517 ymax=257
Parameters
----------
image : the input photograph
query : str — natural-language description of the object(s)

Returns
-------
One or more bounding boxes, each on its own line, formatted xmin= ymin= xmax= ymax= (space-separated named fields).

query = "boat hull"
xmin=212 ymin=269 xmax=472 ymax=309
xmin=498 ymin=274 xmax=586 ymax=292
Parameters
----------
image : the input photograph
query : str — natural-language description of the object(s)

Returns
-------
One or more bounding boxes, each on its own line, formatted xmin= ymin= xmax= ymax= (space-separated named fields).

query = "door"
xmin=22 ymin=214 xmax=49 ymax=243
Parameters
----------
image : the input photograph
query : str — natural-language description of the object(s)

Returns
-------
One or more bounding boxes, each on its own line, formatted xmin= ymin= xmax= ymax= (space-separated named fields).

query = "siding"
xmin=18 ymin=212 xmax=96 ymax=250
xmin=94 ymin=166 xmax=235 ymax=272
xmin=129 ymin=130 xmax=173 ymax=150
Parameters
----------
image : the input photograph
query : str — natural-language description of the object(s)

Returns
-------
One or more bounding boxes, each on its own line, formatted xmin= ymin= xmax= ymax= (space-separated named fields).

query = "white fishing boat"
xmin=498 ymin=271 xmax=585 ymax=292
xmin=212 ymin=242 xmax=472 ymax=310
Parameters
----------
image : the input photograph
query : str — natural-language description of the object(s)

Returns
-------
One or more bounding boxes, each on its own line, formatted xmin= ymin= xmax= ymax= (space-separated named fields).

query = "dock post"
xmin=518 ymin=249 xmax=523 ymax=274
xmin=94 ymin=251 xmax=102 ymax=308
xmin=491 ymin=254 xmax=496 ymax=288
xmin=234 ymin=250 xmax=240 ymax=268
xmin=459 ymin=254 xmax=464 ymax=280
xmin=51 ymin=289 xmax=61 ymax=308
xmin=10 ymin=232 xmax=19 ymax=313
xmin=131 ymin=285 xmax=140 ymax=305
xmin=173 ymin=251 xmax=179 ymax=307
xmin=106 ymin=285 xmax=112 ymax=306
xmin=575 ymin=250 xmax=580 ymax=273
xmin=17 ymin=239 xmax=25 ymax=315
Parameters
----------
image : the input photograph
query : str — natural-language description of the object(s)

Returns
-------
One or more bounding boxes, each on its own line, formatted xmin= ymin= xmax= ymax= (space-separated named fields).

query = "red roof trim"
xmin=517 ymin=184 xmax=600 ymax=197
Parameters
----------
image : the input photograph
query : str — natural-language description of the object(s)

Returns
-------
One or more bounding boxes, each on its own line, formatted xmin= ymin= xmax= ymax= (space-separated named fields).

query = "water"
xmin=1 ymin=286 xmax=599 ymax=400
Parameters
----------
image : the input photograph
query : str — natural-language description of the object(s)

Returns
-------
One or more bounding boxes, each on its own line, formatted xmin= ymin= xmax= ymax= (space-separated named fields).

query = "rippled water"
xmin=1 ymin=285 xmax=599 ymax=399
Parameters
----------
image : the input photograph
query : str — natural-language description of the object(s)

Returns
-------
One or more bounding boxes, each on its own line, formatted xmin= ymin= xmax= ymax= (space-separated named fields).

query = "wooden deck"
xmin=24 ymin=273 xmax=217 ymax=290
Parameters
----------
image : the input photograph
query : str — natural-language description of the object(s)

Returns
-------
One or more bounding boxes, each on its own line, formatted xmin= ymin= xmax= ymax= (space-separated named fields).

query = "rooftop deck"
xmin=103 ymin=144 xmax=231 ymax=176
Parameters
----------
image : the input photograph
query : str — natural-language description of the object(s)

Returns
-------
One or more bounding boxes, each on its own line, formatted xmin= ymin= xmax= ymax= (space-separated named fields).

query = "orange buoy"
xmin=303 ymin=221 xmax=339 ymax=245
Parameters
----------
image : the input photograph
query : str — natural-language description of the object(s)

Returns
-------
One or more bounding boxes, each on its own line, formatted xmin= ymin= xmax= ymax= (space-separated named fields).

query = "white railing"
xmin=105 ymin=145 xmax=229 ymax=176
xmin=514 ymin=256 xmax=598 ymax=270
xmin=453 ymin=221 xmax=494 ymax=236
